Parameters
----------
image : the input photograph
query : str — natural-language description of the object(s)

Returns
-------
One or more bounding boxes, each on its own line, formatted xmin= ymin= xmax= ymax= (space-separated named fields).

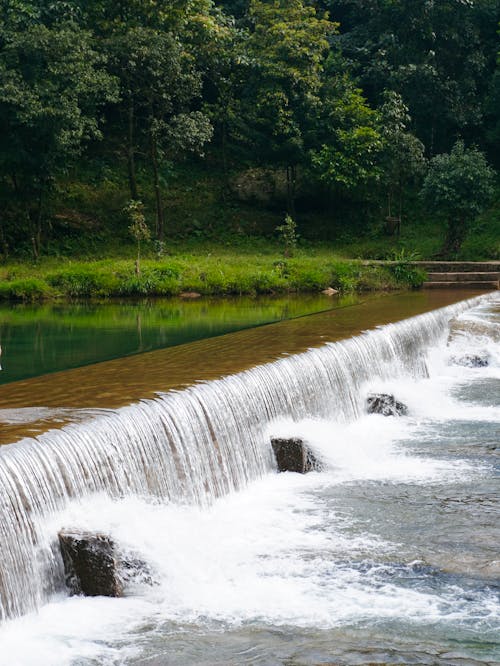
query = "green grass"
xmin=0 ymin=249 xmax=424 ymax=301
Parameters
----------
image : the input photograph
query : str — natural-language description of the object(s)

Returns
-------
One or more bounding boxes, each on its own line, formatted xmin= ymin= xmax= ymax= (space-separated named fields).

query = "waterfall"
xmin=0 ymin=294 xmax=490 ymax=622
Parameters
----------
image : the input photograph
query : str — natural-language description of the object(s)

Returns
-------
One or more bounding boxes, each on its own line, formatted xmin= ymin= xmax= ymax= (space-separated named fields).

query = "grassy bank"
xmin=0 ymin=247 xmax=425 ymax=302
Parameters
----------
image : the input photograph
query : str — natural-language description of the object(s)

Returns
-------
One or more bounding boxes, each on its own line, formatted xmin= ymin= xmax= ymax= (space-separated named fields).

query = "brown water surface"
xmin=0 ymin=290 xmax=487 ymax=444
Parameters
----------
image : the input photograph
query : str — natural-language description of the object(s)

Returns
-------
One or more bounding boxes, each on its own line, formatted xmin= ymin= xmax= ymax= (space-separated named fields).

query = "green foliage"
xmin=420 ymin=141 xmax=495 ymax=255
xmin=0 ymin=10 xmax=118 ymax=254
xmin=0 ymin=249 xmax=422 ymax=301
xmin=106 ymin=19 xmax=214 ymax=238
xmin=0 ymin=277 xmax=51 ymax=301
xmin=243 ymin=0 xmax=333 ymax=169
xmin=0 ymin=0 xmax=499 ymax=259
xmin=124 ymin=199 xmax=150 ymax=273
xmin=378 ymin=91 xmax=426 ymax=221
xmin=386 ymin=249 xmax=426 ymax=288
xmin=308 ymin=60 xmax=384 ymax=195
xmin=334 ymin=0 xmax=500 ymax=155
xmin=46 ymin=267 xmax=119 ymax=297
xmin=276 ymin=215 xmax=298 ymax=258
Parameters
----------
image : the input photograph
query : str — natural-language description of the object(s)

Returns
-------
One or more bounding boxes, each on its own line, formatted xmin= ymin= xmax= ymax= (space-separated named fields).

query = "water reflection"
xmin=0 ymin=294 xmax=350 ymax=385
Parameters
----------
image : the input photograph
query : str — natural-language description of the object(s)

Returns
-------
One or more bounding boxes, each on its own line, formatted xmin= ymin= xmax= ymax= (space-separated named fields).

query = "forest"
xmin=1 ymin=0 xmax=499 ymax=264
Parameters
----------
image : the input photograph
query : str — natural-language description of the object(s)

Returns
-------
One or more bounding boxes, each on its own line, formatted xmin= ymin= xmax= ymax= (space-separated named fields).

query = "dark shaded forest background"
xmin=1 ymin=0 xmax=499 ymax=260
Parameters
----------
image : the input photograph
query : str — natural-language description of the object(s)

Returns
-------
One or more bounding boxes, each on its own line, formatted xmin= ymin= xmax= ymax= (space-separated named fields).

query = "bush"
xmin=0 ymin=278 xmax=52 ymax=301
xmin=46 ymin=267 xmax=119 ymax=297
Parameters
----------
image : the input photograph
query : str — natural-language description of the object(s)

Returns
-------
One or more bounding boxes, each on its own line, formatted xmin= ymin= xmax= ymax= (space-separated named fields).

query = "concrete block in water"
xmin=367 ymin=393 xmax=408 ymax=417
xmin=271 ymin=437 xmax=320 ymax=473
xmin=58 ymin=530 xmax=123 ymax=597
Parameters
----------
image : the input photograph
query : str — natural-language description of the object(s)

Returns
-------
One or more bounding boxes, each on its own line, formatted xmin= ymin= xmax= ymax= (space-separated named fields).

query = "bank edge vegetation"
xmin=1 ymin=0 xmax=500 ymax=300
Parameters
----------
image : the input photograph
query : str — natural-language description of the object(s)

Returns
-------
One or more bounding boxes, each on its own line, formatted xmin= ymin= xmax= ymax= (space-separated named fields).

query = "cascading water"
xmin=0 ymin=293 xmax=491 ymax=624
xmin=0 ymin=297 xmax=497 ymax=665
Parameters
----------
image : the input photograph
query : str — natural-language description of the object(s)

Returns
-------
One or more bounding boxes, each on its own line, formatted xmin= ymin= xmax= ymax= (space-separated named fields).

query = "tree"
xmin=308 ymin=55 xmax=383 ymax=202
xmin=239 ymin=0 xmax=333 ymax=214
xmin=378 ymin=90 xmax=426 ymax=234
xmin=0 ymin=14 xmax=117 ymax=256
xmin=420 ymin=141 xmax=495 ymax=256
xmin=125 ymin=199 xmax=150 ymax=275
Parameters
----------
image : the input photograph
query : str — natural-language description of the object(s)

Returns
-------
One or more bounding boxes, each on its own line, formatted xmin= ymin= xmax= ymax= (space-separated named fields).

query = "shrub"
xmin=0 ymin=278 xmax=51 ymax=301
xmin=47 ymin=268 xmax=119 ymax=297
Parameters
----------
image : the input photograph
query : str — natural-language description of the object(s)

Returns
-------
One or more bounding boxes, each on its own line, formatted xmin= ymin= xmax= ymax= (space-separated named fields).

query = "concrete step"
xmin=422 ymin=281 xmax=499 ymax=290
xmin=427 ymin=272 xmax=500 ymax=282
xmin=411 ymin=261 xmax=500 ymax=273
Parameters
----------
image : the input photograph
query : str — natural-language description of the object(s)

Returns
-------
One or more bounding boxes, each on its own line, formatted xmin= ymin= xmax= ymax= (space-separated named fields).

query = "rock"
xmin=179 ymin=291 xmax=201 ymax=299
xmin=448 ymin=318 xmax=500 ymax=343
xmin=366 ymin=393 xmax=408 ymax=417
xmin=59 ymin=530 xmax=122 ymax=597
xmin=321 ymin=287 xmax=339 ymax=296
xmin=59 ymin=531 xmax=154 ymax=596
xmin=449 ymin=352 xmax=489 ymax=368
xmin=229 ymin=167 xmax=293 ymax=204
xmin=271 ymin=437 xmax=321 ymax=473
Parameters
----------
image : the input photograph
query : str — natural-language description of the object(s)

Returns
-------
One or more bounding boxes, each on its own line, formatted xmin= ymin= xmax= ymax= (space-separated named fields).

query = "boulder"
xmin=366 ymin=393 xmax=408 ymax=417
xmin=271 ymin=437 xmax=320 ymax=473
xmin=59 ymin=531 xmax=154 ymax=597
xmin=59 ymin=530 xmax=122 ymax=597
xmin=449 ymin=352 xmax=489 ymax=368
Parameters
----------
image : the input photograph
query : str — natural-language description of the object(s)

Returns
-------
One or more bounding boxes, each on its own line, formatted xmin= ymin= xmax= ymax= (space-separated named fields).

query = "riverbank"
xmin=0 ymin=248 xmax=425 ymax=301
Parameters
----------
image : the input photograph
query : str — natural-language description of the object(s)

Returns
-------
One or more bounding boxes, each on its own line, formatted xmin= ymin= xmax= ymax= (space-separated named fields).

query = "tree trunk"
xmin=443 ymin=216 xmax=467 ymax=256
xmin=397 ymin=186 xmax=402 ymax=238
xmin=127 ymin=100 xmax=138 ymax=200
xmin=150 ymin=133 xmax=164 ymax=241
xmin=221 ymin=119 xmax=228 ymax=202
xmin=34 ymin=185 xmax=44 ymax=257
xmin=286 ymin=165 xmax=297 ymax=218
xmin=0 ymin=222 xmax=8 ymax=260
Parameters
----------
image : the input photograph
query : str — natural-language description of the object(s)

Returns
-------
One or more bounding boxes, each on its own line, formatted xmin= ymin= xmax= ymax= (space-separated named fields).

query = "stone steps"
xmin=426 ymin=272 xmax=500 ymax=282
xmin=411 ymin=261 xmax=499 ymax=290
xmin=411 ymin=261 xmax=500 ymax=273
xmin=422 ymin=280 xmax=499 ymax=290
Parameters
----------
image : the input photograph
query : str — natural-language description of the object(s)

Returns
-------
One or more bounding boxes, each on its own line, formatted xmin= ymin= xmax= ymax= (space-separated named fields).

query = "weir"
xmin=0 ymin=293 xmax=491 ymax=622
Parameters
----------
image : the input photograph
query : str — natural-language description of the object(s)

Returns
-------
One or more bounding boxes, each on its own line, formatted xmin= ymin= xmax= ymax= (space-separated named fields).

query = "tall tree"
xmin=378 ymin=90 xmax=426 ymax=233
xmin=420 ymin=141 xmax=495 ymax=256
xmin=308 ymin=53 xmax=383 ymax=206
xmin=238 ymin=0 xmax=333 ymax=214
xmin=107 ymin=28 xmax=212 ymax=241
xmin=0 ymin=7 xmax=117 ymax=255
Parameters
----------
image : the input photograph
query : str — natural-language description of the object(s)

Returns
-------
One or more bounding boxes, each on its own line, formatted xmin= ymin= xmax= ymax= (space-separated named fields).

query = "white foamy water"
xmin=0 ymin=292 xmax=499 ymax=665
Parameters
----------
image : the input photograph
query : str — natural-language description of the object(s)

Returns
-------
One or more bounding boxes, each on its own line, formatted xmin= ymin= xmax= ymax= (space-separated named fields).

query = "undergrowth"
xmin=0 ymin=253 xmax=423 ymax=302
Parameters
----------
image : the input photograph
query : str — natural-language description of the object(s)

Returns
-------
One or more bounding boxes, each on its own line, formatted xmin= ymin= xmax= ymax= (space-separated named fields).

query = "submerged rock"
xmin=59 ymin=531 xmax=154 ymax=597
xmin=59 ymin=530 xmax=122 ymax=597
xmin=271 ymin=437 xmax=321 ymax=473
xmin=366 ymin=393 xmax=408 ymax=417
xmin=449 ymin=352 xmax=489 ymax=368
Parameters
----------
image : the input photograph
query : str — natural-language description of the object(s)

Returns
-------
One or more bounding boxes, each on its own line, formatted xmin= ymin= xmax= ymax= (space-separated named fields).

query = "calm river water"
xmin=0 ymin=294 xmax=352 ymax=385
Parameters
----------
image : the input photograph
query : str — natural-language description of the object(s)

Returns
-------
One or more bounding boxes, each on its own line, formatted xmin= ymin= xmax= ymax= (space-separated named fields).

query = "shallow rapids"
xmin=0 ymin=293 xmax=498 ymax=665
